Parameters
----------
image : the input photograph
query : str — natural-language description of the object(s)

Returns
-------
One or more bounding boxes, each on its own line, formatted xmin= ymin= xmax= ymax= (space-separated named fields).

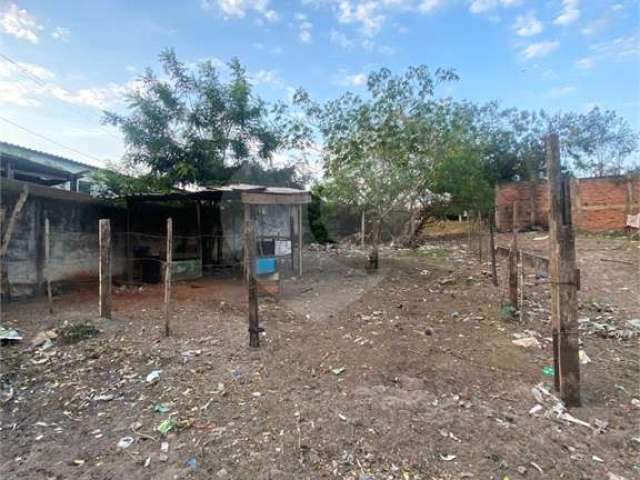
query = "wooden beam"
xmin=361 ymin=210 xmax=366 ymax=249
xmin=99 ymin=219 xmax=112 ymax=319
xmin=547 ymin=133 xmax=581 ymax=407
xmin=298 ymin=204 xmax=303 ymax=278
xmin=241 ymin=191 xmax=310 ymax=205
xmin=245 ymin=215 xmax=260 ymax=348
xmin=45 ymin=216 xmax=53 ymax=314
xmin=164 ymin=217 xmax=173 ymax=337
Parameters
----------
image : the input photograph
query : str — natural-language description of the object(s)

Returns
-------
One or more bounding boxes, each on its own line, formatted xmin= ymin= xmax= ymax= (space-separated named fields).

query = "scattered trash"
xmin=337 ymin=413 xmax=348 ymax=422
xmin=31 ymin=330 xmax=57 ymax=348
xmin=607 ymin=473 xmax=627 ymax=480
xmin=73 ymin=459 xmax=85 ymax=466
xmin=439 ymin=454 xmax=456 ymax=462
xmin=1 ymin=383 xmax=14 ymax=404
xmin=533 ymin=235 xmax=549 ymax=241
xmin=154 ymin=403 xmax=169 ymax=413
xmin=512 ymin=336 xmax=540 ymax=348
xmin=530 ymin=462 xmax=544 ymax=474
xmin=93 ymin=394 xmax=114 ymax=402
xmin=144 ymin=457 xmax=151 ymax=468
xmin=146 ymin=370 xmax=162 ymax=383
xmin=542 ymin=366 xmax=554 ymax=376
xmin=330 ymin=367 xmax=346 ymax=376
xmin=592 ymin=455 xmax=604 ymax=463
xmin=185 ymin=457 xmax=198 ymax=470
xmin=161 ymin=441 xmax=169 ymax=452
xmin=579 ymin=349 xmax=591 ymax=364
xmin=0 ymin=324 xmax=22 ymax=342
xmin=117 ymin=436 xmax=134 ymax=449
xmin=157 ymin=418 xmax=176 ymax=434
xmin=529 ymin=404 xmax=544 ymax=416
xmin=630 ymin=398 xmax=640 ymax=409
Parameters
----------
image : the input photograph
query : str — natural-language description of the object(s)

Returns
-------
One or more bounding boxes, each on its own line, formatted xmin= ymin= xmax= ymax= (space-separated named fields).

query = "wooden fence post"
xmin=298 ymin=205 xmax=303 ymax=278
xmin=245 ymin=213 xmax=260 ymax=348
xmin=519 ymin=250 xmax=525 ymax=322
xmin=489 ymin=212 xmax=498 ymax=286
xmin=99 ymin=219 xmax=112 ymax=319
xmin=361 ymin=210 xmax=366 ymax=249
xmin=45 ymin=217 xmax=53 ymax=314
xmin=547 ymin=133 xmax=581 ymax=407
xmin=164 ymin=218 xmax=173 ymax=337
xmin=508 ymin=201 xmax=519 ymax=308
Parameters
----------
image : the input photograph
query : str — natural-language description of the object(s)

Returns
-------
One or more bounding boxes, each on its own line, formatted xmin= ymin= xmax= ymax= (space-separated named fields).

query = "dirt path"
xmin=1 ymin=240 xmax=638 ymax=479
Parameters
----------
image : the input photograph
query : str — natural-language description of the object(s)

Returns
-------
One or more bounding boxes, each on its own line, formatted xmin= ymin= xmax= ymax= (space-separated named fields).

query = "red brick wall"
xmin=495 ymin=175 xmax=640 ymax=232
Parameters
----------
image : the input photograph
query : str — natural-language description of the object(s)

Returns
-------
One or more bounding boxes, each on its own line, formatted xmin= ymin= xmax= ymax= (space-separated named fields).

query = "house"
xmin=0 ymin=141 xmax=101 ymax=194
xmin=1 ymin=142 xmax=310 ymax=300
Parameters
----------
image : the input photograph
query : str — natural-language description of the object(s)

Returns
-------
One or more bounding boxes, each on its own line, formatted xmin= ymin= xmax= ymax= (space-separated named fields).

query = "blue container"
xmin=255 ymin=257 xmax=277 ymax=275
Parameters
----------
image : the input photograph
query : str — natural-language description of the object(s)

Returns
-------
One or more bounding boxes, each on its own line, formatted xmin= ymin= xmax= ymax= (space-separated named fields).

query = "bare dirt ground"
xmin=1 ymin=234 xmax=639 ymax=480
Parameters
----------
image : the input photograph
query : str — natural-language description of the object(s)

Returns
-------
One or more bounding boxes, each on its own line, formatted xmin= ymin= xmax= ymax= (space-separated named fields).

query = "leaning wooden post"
xmin=98 ymin=219 xmax=112 ymax=319
xmin=297 ymin=205 xmax=303 ymax=278
xmin=508 ymin=226 xmax=518 ymax=310
xmin=546 ymin=133 xmax=581 ymax=407
xmin=44 ymin=217 xmax=53 ymax=314
xmin=489 ymin=211 xmax=498 ymax=286
xmin=360 ymin=210 xmax=366 ymax=249
xmin=245 ymin=214 xmax=260 ymax=348
xmin=164 ymin=218 xmax=173 ymax=337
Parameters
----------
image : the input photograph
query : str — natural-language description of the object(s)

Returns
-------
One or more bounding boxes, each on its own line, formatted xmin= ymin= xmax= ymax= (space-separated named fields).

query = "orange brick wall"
xmin=495 ymin=175 xmax=640 ymax=232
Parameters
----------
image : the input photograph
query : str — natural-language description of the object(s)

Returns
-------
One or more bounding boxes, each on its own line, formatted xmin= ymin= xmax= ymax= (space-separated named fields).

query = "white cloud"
xmin=546 ymin=85 xmax=576 ymax=97
xmin=590 ymin=33 xmax=640 ymax=60
xmin=521 ymin=40 xmax=560 ymax=59
xmin=513 ymin=12 xmax=543 ymax=37
xmin=51 ymin=26 xmax=70 ymax=41
xmin=336 ymin=0 xmax=386 ymax=36
xmin=294 ymin=13 xmax=313 ymax=43
xmin=252 ymin=69 xmax=281 ymax=86
xmin=468 ymin=0 xmax=521 ymax=14
xmin=419 ymin=0 xmax=447 ymax=13
xmin=201 ymin=0 xmax=279 ymax=22
xmin=575 ymin=56 xmax=594 ymax=69
xmin=329 ymin=29 xmax=355 ymax=49
xmin=0 ymin=3 xmax=42 ymax=43
xmin=0 ymin=80 xmax=42 ymax=106
xmin=0 ymin=60 xmax=55 ymax=80
xmin=335 ymin=71 xmax=368 ymax=86
xmin=554 ymin=0 xmax=580 ymax=26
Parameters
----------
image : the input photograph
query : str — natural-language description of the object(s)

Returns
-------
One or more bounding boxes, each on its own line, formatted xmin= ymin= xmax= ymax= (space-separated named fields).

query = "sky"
xmin=0 ymin=0 xmax=638 ymax=169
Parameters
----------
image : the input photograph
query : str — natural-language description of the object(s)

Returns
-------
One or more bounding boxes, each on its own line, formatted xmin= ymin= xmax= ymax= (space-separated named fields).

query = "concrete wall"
xmin=1 ymin=179 xmax=126 ymax=298
xmin=495 ymin=175 xmax=640 ymax=232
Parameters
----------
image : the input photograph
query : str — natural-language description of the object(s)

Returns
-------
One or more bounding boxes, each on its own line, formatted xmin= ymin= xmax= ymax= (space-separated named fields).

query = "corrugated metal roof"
xmin=0 ymin=140 xmax=98 ymax=174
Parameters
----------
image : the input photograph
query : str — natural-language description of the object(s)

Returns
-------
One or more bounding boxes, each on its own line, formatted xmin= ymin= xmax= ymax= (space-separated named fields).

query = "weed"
xmin=58 ymin=322 xmax=100 ymax=344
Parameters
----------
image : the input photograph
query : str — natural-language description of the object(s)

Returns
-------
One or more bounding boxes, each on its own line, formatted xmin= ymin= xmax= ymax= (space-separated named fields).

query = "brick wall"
xmin=495 ymin=175 xmax=640 ymax=232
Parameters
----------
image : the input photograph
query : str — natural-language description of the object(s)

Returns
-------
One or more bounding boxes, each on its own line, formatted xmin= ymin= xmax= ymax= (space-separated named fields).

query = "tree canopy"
xmin=102 ymin=49 xmax=307 ymax=192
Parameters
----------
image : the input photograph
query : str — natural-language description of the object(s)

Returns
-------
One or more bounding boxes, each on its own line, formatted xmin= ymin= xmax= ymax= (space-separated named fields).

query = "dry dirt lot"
xmin=1 ymin=234 xmax=638 ymax=480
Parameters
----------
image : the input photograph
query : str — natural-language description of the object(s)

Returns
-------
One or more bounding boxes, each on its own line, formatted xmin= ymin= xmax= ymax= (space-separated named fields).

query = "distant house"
xmin=0 ymin=141 xmax=100 ymax=195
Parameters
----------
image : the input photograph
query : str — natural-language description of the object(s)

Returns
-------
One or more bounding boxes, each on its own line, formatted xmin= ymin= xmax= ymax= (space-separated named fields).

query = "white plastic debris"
xmin=146 ymin=370 xmax=162 ymax=383
xmin=439 ymin=454 xmax=457 ymax=462
xmin=512 ymin=337 xmax=541 ymax=348
xmin=117 ymin=436 xmax=134 ymax=449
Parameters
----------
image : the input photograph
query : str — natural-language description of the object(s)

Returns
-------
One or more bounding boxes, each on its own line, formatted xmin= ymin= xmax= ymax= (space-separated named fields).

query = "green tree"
xmin=561 ymin=107 xmax=638 ymax=177
xmin=295 ymin=65 xmax=459 ymax=258
xmin=103 ymin=48 xmax=306 ymax=189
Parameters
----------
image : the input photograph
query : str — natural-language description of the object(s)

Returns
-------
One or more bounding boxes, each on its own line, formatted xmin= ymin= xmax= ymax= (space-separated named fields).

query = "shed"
xmin=122 ymin=184 xmax=311 ymax=285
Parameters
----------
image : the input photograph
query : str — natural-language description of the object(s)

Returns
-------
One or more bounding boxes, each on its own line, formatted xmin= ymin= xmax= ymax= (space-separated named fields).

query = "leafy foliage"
xmin=103 ymin=49 xmax=307 ymax=189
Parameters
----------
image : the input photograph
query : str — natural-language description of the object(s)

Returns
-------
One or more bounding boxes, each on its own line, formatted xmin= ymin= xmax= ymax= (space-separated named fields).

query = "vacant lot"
xmin=1 ymin=234 xmax=638 ymax=479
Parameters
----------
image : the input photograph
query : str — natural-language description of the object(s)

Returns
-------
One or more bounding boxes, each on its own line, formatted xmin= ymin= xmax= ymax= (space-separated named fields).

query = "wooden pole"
xmin=245 ymin=214 xmax=260 ymax=348
xmin=45 ymin=217 xmax=53 ymax=314
xmin=519 ymin=250 xmax=525 ymax=322
xmin=547 ymin=133 xmax=581 ymax=407
xmin=289 ymin=206 xmax=295 ymax=273
xmin=361 ymin=210 xmax=366 ymax=249
xmin=489 ymin=212 xmax=498 ymax=286
xmin=508 ymin=200 xmax=519 ymax=309
xmin=99 ymin=219 xmax=112 ymax=319
xmin=164 ymin=217 xmax=173 ymax=337
xmin=245 ymin=204 xmax=252 ymax=280
xmin=297 ymin=205 xmax=303 ymax=278
xmin=477 ymin=213 xmax=483 ymax=263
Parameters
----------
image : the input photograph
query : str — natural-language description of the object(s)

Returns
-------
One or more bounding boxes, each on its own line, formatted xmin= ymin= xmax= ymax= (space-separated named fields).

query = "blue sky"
xmin=0 ymin=0 xmax=638 ymax=168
